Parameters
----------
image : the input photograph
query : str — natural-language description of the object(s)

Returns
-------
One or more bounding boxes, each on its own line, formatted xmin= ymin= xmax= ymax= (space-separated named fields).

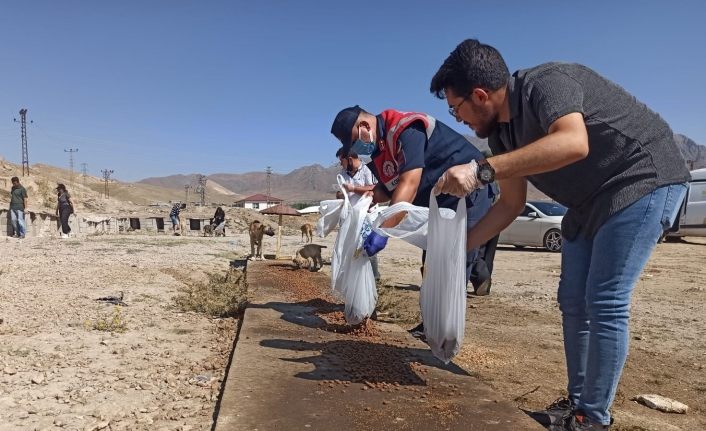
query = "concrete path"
xmin=214 ymin=261 xmax=543 ymax=431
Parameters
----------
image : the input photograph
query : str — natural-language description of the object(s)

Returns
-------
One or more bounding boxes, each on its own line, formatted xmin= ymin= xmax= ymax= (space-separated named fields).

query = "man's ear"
xmin=472 ymin=88 xmax=490 ymax=104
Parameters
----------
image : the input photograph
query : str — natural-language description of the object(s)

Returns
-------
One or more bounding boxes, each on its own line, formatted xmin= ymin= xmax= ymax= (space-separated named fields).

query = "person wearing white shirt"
xmin=335 ymin=149 xmax=381 ymax=280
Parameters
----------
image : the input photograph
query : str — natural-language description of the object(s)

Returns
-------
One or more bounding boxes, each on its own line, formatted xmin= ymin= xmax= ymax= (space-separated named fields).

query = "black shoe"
xmin=408 ymin=322 xmax=425 ymax=341
xmin=526 ymin=397 xmax=574 ymax=430
xmin=474 ymin=278 xmax=492 ymax=296
xmin=565 ymin=411 xmax=611 ymax=430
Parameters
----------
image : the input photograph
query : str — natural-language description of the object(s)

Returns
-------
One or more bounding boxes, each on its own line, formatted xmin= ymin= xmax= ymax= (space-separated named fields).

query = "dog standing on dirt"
xmin=249 ymin=220 xmax=275 ymax=260
xmin=203 ymin=224 xmax=214 ymax=237
xmin=300 ymin=223 xmax=314 ymax=243
xmin=292 ymin=244 xmax=327 ymax=271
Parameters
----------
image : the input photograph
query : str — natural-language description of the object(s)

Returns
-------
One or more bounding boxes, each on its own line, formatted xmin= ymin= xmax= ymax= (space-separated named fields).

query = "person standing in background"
xmin=9 ymin=176 xmax=28 ymax=239
xmin=55 ymin=184 xmax=74 ymax=239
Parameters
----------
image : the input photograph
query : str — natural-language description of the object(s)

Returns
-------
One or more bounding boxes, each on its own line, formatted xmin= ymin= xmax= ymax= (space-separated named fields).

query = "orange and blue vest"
xmin=370 ymin=109 xmax=490 ymax=209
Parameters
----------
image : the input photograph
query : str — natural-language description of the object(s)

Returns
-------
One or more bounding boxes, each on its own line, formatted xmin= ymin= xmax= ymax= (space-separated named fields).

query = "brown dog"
xmin=293 ymin=244 xmax=327 ymax=271
xmin=300 ymin=223 xmax=313 ymax=243
xmin=249 ymin=220 xmax=275 ymax=260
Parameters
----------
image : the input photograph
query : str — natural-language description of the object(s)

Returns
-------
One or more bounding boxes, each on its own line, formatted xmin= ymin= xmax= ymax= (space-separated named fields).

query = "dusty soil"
xmin=0 ymin=235 xmax=243 ymax=431
xmin=366 ymin=237 xmax=706 ymax=431
xmin=1 ymin=230 xmax=704 ymax=431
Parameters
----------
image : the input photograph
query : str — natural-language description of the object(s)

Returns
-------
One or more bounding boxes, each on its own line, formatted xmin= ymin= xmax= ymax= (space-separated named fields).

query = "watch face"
xmin=480 ymin=167 xmax=493 ymax=182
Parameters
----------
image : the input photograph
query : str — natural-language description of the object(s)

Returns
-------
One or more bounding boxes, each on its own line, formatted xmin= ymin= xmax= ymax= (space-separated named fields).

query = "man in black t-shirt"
xmin=430 ymin=39 xmax=689 ymax=430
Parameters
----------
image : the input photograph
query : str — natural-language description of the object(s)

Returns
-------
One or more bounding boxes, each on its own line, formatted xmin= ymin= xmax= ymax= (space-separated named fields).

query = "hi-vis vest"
xmin=373 ymin=110 xmax=436 ymax=193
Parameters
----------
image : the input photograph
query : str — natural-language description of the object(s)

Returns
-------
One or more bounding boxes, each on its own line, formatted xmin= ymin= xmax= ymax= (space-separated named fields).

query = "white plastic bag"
xmin=316 ymin=199 xmax=344 ymax=238
xmin=330 ymin=176 xmax=351 ymax=294
xmin=420 ymin=192 xmax=467 ymax=363
xmin=339 ymin=195 xmax=377 ymax=324
xmin=371 ymin=202 xmax=455 ymax=249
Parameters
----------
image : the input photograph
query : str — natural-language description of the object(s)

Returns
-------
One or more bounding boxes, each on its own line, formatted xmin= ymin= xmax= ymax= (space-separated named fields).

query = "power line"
xmin=81 ymin=163 xmax=88 ymax=187
xmin=64 ymin=148 xmax=78 ymax=184
xmin=196 ymin=175 xmax=207 ymax=206
xmin=101 ymin=169 xmax=114 ymax=198
xmin=265 ymin=166 xmax=273 ymax=204
xmin=13 ymin=108 xmax=32 ymax=176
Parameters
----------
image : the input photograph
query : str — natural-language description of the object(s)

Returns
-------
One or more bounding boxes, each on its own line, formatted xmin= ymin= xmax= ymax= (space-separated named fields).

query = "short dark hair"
xmin=335 ymin=148 xmax=358 ymax=159
xmin=11 ymin=176 xmax=19 ymax=183
xmin=56 ymin=183 xmax=67 ymax=192
xmin=430 ymin=39 xmax=510 ymax=99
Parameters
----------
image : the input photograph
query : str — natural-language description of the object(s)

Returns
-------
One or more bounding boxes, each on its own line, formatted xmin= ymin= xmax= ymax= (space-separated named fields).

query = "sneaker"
xmin=408 ymin=322 xmax=425 ymax=340
xmin=474 ymin=278 xmax=492 ymax=296
xmin=566 ymin=411 xmax=612 ymax=430
xmin=526 ymin=397 xmax=574 ymax=430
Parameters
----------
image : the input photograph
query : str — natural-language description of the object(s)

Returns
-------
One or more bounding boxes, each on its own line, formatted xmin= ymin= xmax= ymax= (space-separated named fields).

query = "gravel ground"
xmin=1 ymin=230 xmax=704 ymax=431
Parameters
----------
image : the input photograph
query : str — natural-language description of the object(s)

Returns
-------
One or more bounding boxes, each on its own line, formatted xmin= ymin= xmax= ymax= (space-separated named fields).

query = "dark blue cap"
xmin=330 ymin=105 xmax=363 ymax=148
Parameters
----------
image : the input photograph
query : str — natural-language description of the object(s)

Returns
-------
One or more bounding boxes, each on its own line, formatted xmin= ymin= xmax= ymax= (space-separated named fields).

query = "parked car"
xmin=664 ymin=168 xmax=706 ymax=241
xmin=498 ymin=201 xmax=566 ymax=252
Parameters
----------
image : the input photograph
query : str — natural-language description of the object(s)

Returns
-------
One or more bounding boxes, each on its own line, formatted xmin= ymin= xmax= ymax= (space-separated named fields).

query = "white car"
xmin=498 ymin=201 xmax=566 ymax=252
xmin=665 ymin=168 xmax=706 ymax=241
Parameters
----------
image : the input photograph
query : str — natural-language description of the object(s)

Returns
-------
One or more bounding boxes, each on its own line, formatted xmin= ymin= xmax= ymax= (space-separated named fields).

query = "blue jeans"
xmin=465 ymin=187 xmax=494 ymax=281
xmin=10 ymin=209 xmax=26 ymax=237
xmin=558 ymin=183 xmax=687 ymax=425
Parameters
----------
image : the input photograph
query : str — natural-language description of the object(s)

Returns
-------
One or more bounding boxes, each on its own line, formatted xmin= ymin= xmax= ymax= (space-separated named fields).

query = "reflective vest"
xmin=372 ymin=110 xmax=436 ymax=193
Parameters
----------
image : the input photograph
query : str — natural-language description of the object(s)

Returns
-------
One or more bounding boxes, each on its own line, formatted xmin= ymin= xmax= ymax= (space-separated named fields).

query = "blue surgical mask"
xmin=351 ymin=139 xmax=375 ymax=156
xmin=350 ymin=126 xmax=376 ymax=155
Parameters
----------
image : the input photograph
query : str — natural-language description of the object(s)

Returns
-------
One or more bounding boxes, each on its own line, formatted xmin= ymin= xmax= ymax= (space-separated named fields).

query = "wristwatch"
xmin=476 ymin=159 xmax=496 ymax=185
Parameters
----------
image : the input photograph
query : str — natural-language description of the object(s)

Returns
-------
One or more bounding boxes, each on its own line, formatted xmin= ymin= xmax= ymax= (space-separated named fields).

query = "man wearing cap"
xmin=330 ymin=105 xmax=495 ymax=297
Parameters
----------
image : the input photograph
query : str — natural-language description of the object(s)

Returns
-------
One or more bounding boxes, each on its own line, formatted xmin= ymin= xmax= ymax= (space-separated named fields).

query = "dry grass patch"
xmin=173 ymin=268 xmax=248 ymax=318
xmin=87 ymin=306 xmax=128 ymax=333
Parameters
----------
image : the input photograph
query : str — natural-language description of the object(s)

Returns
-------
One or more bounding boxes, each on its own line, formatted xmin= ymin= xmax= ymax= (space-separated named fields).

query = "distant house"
xmin=233 ymin=194 xmax=283 ymax=210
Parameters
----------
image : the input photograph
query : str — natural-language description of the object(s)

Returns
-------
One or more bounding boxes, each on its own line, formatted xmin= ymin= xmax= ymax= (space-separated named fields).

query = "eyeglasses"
xmin=448 ymin=96 xmax=470 ymax=118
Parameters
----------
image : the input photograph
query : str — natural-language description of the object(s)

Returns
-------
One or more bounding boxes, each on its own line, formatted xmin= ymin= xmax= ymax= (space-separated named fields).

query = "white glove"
xmin=433 ymin=160 xmax=482 ymax=197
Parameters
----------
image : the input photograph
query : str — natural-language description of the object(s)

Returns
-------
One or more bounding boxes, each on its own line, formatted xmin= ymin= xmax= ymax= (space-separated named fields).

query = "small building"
xmin=233 ymin=194 xmax=282 ymax=210
xmin=115 ymin=214 xmax=169 ymax=234
xmin=185 ymin=217 xmax=214 ymax=235
xmin=297 ymin=205 xmax=319 ymax=214
xmin=1 ymin=209 xmax=81 ymax=238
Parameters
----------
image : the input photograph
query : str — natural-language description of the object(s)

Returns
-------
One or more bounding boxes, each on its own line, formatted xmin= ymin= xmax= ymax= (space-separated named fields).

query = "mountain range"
xmin=138 ymin=133 xmax=705 ymax=204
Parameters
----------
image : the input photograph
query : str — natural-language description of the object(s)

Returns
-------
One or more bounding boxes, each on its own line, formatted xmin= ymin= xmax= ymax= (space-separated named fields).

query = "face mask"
xmin=350 ymin=125 xmax=376 ymax=156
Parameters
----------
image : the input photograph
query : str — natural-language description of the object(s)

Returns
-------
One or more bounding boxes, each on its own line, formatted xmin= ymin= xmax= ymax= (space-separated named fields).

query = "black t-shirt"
xmin=489 ymin=62 xmax=690 ymax=240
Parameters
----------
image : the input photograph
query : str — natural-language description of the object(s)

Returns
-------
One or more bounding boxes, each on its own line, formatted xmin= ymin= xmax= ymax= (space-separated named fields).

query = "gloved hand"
xmin=433 ymin=160 xmax=482 ymax=197
xmin=363 ymin=231 xmax=388 ymax=256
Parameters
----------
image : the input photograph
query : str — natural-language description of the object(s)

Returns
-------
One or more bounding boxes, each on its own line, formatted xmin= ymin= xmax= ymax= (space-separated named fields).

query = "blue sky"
xmin=1 ymin=1 xmax=704 ymax=181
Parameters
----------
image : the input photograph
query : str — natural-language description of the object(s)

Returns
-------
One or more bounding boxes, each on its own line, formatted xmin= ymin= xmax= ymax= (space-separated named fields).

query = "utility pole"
xmin=80 ymin=163 xmax=88 ymax=187
xmin=265 ymin=166 xmax=273 ymax=206
xmin=64 ymin=148 xmax=79 ymax=184
xmin=101 ymin=169 xmax=114 ymax=198
xmin=196 ymin=175 xmax=207 ymax=206
xmin=184 ymin=184 xmax=190 ymax=204
xmin=13 ymin=108 xmax=32 ymax=176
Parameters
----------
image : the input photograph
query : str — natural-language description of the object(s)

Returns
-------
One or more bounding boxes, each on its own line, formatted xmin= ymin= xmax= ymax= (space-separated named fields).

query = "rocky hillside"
xmin=675 ymin=134 xmax=706 ymax=169
xmin=140 ymin=164 xmax=341 ymax=204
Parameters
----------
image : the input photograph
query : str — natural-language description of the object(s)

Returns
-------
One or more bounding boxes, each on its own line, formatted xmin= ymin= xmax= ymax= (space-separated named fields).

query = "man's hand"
xmin=363 ymin=231 xmax=388 ymax=256
xmin=434 ymin=160 xmax=481 ymax=197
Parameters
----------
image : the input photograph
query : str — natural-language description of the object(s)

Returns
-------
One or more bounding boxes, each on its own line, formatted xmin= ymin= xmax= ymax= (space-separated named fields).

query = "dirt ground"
xmin=1 ymin=231 xmax=704 ymax=430
xmin=368 ymin=237 xmax=706 ymax=431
